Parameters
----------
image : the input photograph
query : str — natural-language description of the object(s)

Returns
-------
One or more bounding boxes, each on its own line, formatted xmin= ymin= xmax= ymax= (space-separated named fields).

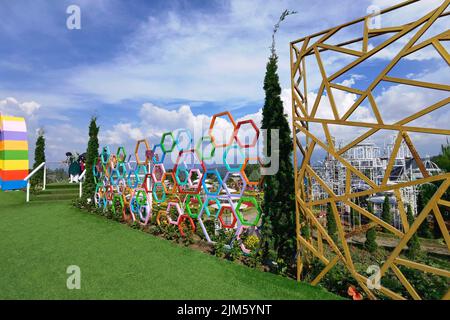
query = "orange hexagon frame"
xmin=135 ymin=139 xmax=151 ymax=165
xmin=242 ymin=157 xmax=264 ymax=187
xmin=209 ymin=111 xmax=237 ymax=148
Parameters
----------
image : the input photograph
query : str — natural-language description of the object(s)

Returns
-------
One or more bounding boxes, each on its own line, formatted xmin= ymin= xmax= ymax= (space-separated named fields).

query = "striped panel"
xmin=0 ymin=115 xmax=29 ymax=191
xmin=1 ymin=116 xmax=25 ymax=122
xmin=1 ymin=120 xmax=27 ymax=132
xmin=0 ymin=160 xmax=29 ymax=170
xmin=0 ymin=131 xmax=28 ymax=141
xmin=0 ymin=140 xmax=29 ymax=151
xmin=0 ymin=150 xmax=29 ymax=160
xmin=0 ymin=169 xmax=28 ymax=181
xmin=0 ymin=179 xmax=27 ymax=191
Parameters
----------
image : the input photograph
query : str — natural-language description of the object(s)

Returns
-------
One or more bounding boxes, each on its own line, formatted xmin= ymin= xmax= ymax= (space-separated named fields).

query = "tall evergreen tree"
xmin=381 ymin=195 xmax=393 ymax=226
xmin=350 ymin=206 xmax=361 ymax=228
xmin=31 ymin=129 xmax=46 ymax=187
xmin=406 ymin=204 xmax=421 ymax=259
xmin=432 ymin=215 xmax=442 ymax=239
xmin=417 ymin=184 xmax=434 ymax=238
xmin=365 ymin=227 xmax=378 ymax=253
xmin=82 ymin=117 xmax=99 ymax=201
xmin=326 ymin=203 xmax=338 ymax=243
xmin=365 ymin=202 xmax=378 ymax=253
xmin=259 ymin=17 xmax=296 ymax=265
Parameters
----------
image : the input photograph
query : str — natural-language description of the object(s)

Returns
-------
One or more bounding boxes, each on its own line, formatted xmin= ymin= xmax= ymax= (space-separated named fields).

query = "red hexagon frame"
xmin=234 ymin=119 xmax=260 ymax=148
xmin=218 ymin=205 xmax=237 ymax=229
xmin=178 ymin=214 xmax=196 ymax=237
xmin=142 ymin=173 xmax=154 ymax=193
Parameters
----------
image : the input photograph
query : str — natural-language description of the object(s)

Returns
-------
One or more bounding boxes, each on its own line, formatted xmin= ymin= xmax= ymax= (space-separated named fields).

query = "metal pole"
xmin=147 ymin=163 xmax=151 ymax=192
xmin=26 ymin=181 xmax=30 ymax=203
xmin=79 ymin=182 xmax=82 ymax=198
xmin=43 ymin=164 xmax=47 ymax=191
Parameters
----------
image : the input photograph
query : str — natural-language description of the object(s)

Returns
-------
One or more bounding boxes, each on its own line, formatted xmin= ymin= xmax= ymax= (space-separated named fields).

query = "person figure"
xmin=78 ymin=153 xmax=86 ymax=179
xmin=65 ymin=152 xmax=81 ymax=183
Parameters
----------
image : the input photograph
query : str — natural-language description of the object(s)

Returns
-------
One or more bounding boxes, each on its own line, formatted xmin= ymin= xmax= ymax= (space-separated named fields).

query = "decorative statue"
xmin=64 ymin=152 xmax=81 ymax=183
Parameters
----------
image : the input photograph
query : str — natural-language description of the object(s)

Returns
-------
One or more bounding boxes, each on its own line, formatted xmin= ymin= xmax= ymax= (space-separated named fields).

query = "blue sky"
xmin=0 ymin=0 xmax=448 ymax=165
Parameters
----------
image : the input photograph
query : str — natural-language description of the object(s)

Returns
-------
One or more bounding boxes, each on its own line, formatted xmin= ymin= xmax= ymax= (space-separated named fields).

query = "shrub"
xmin=406 ymin=204 xmax=421 ymax=259
xmin=326 ymin=204 xmax=337 ymax=243
xmin=243 ymin=235 xmax=260 ymax=252
xmin=381 ymin=195 xmax=393 ymax=225
xmin=365 ymin=227 xmax=378 ymax=253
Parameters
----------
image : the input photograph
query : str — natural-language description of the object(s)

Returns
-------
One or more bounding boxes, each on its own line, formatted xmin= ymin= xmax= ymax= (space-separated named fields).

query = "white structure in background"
xmin=312 ymin=135 xmax=442 ymax=231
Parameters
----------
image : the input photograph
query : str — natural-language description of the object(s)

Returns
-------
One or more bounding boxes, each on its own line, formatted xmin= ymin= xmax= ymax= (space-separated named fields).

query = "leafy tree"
xmin=326 ymin=203 xmax=338 ymax=243
xmin=381 ymin=195 xmax=393 ymax=226
xmin=301 ymin=223 xmax=311 ymax=241
xmin=260 ymin=11 xmax=297 ymax=267
xmin=406 ymin=204 xmax=421 ymax=259
xmin=248 ymin=165 xmax=261 ymax=182
xmin=430 ymin=144 xmax=450 ymax=238
xmin=82 ymin=117 xmax=99 ymax=201
xmin=432 ymin=143 xmax=450 ymax=172
xmin=364 ymin=202 xmax=378 ymax=253
xmin=31 ymin=129 xmax=46 ymax=187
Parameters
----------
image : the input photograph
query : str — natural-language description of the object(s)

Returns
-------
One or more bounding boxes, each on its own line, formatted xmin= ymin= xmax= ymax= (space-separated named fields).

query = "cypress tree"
xmin=365 ymin=202 xmax=378 ymax=253
xmin=432 ymin=215 xmax=441 ymax=239
xmin=406 ymin=204 xmax=421 ymax=259
xmin=326 ymin=203 xmax=338 ymax=243
xmin=365 ymin=228 xmax=378 ymax=253
xmin=31 ymin=129 xmax=46 ymax=187
xmin=350 ymin=206 xmax=361 ymax=228
xmin=259 ymin=53 xmax=296 ymax=265
xmin=381 ymin=195 xmax=393 ymax=225
xmin=417 ymin=184 xmax=434 ymax=238
xmin=82 ymin=117 xmax=99 ymax=201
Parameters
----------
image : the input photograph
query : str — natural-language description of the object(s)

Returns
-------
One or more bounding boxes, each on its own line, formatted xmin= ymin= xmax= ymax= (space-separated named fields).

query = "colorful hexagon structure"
xmin=93 ymin=111 xmax=264 ymax=253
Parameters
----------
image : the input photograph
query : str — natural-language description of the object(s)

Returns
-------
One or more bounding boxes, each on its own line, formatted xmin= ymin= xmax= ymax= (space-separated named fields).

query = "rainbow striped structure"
xmin=0 ymin=114 xmax=29 ymax=191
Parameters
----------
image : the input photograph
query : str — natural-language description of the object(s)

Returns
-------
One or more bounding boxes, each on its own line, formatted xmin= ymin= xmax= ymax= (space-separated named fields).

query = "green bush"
xmin=305 ymin=258 xmax=359 ymax=298
xmin=242 ymin=251 xmax=263 ymax=268
xmin=406 ymin=204 xmax=421 ymax=259
xmin=365 ymin=227 xmax=378 ymax=253
xmin=326 ymin=204 xmax=337 ymax=243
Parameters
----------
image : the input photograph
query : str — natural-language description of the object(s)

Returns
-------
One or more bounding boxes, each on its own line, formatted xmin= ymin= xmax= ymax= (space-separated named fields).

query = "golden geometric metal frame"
xmin=290 ymin=0 xmax=450 ymax=300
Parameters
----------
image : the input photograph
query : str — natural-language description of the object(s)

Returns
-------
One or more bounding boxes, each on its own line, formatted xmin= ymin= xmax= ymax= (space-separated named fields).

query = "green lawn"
xmin=0 ymin=190 xmax=339 ymax=300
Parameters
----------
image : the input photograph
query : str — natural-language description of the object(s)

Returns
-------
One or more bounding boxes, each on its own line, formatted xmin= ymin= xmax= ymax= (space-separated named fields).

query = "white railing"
xmin=24 ymin=163 xmax=86 ymax=202
xmin=24 ymin=162 xmax=46 ymax=202
xmin=78 ymin=169 xmax=86 ymax=198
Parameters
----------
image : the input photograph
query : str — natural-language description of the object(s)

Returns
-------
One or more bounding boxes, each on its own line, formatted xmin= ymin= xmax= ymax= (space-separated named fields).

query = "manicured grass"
xmin=0 ymin=190 xmax=340 ymax=300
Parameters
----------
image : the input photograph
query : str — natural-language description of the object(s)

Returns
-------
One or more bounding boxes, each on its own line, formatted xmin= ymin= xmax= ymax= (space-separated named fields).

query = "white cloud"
xmin=101 ymin=123 xmax=145 ymax=145
xmin=0 ymin=97 xmax=41 ymax=116
xmin=99 ymin=102 xmax=270 ymax=165
xmin=366 ymin=0 xmax=446 ymax=61
xmin=2 ymin=0 xmax=447 ymax=164
xmin=63 ymin=0 xmax=384 ymax=103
